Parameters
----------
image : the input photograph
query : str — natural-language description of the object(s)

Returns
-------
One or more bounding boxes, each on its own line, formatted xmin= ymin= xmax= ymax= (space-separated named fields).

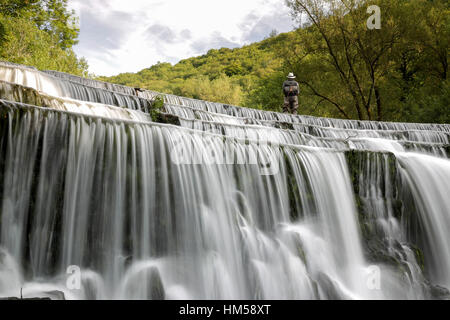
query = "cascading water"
xmin=0 ymin=61 xmax=449 ymax=300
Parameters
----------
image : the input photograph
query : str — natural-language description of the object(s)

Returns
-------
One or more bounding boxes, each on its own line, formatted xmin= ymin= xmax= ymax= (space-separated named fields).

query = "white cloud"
xmin=70 ymin=0 xmax=295 ymax=76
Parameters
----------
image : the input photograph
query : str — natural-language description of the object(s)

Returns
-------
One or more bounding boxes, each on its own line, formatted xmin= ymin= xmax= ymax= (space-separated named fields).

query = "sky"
xmin=69 ymin=0 xmax=296 ymax=76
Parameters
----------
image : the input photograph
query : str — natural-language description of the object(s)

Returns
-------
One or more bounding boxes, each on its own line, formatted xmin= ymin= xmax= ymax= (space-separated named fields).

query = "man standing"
xmin=282 ymin=73 xmax=299 ymax=115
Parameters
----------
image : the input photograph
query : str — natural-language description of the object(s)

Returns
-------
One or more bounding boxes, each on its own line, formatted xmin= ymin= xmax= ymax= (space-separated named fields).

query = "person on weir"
xmin=282 ymin=72 xmax=299 ymax=115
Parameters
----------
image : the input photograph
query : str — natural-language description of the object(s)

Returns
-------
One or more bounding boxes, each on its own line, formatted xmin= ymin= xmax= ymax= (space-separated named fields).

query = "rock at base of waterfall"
xmin=147 ymin=267 xmax=165 ymax=300
xmin=156 ymin=113 xmax=181 ymax=126
xmin=429 ymin=284 xmax=450 ymax=300
xmin=317 ymin=272 xmax=351 ymax=300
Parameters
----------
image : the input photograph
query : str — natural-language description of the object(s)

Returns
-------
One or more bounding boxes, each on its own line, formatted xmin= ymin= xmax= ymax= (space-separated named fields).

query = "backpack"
xmin=284 ymin=82 xmax=298 ymax=97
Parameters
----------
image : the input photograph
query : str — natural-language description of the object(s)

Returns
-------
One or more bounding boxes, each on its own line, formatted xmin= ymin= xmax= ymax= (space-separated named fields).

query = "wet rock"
xmin=316 ymin=272 xmax=351 ymax=300
xmin=429 ymin=284 xmax=450 ymax=300
xmin=155 ymin=113 xmax=181 ymax=126
xmin=147 ymin=267 xmax=165 ymax=300
xmin=274 ymin=122 xmax=294 ymax=130
xmin=444 ymin=144 xmax=450 ymax=158
xmin=42 ymin=290 xmax=66 ymax=300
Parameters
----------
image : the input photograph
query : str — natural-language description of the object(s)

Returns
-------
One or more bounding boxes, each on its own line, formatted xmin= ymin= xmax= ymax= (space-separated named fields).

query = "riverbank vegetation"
xmin=0 ymin=0 xmax=88 ymax=76
xmin=101 ymin=0 xmax=448 ymax=123
xmin=0 ymin=0 xmax=447 ymax=123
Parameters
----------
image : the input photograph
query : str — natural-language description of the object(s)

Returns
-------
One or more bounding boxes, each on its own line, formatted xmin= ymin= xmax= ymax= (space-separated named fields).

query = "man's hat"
xmin=287 ymin=72 xmax=296 ymax=79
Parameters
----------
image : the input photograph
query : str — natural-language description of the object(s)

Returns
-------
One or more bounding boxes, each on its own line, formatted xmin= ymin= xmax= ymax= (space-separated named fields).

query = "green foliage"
xmin=282 ymin=0 xmax=449 ymax=123
xmin=280 ymin=0 xmax=448 ymax=122
xmin=150 ymin=95 xmax=165 ymax=122
xmin=100 ymin=36 xmax=284 ymax=107
xmin=1 ymin=0 xmax=79 ymax=49
xmin=102 ymin=0 xmax=448 ymax=124
xmin=31 ymin=0 xmax=80 ymax=50
xmin=0 ymin=0 xmax=87 ymax=76
xmin=224 ymin=62 xmax=245 ymax=77
xmin=0 ymin=0 xmax=39 ymax=17
xmin=391 ymin=80 xmax=450 ymax=124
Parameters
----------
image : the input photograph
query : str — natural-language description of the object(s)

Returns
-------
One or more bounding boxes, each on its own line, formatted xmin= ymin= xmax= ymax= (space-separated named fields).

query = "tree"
xmin=100 ymin=0 xmax=448 ymax=123
xmin=1 ymin=0 xmax=79 ymax=50
xmin=0 ymin=0 xmax=39 ymax=17
xmin=0 ymin=13 xmax=87 ymax=76
xmin=282 ymin=0 xmax=448 ymax=122
xmin=0 ymin=0 xmax=87 ymax=76
xmin=285 ymin=0 xmax=405 ymax=120
xmin=0 ymin=0 xmax=39 ymax=45
xmin=30 ymin=0 xmax=80 ymax=50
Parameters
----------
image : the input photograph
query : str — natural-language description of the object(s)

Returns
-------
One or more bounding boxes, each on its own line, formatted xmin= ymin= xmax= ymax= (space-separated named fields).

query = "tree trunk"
xmin=375 ymin=86 xmax=382 ymax=121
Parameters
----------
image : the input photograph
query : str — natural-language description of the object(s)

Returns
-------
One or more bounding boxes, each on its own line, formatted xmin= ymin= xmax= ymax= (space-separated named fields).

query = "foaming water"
xmin=0 ymin=62 xmax=449 ymax=300
xmin=396 ymin=154 xmax=450 ymax=288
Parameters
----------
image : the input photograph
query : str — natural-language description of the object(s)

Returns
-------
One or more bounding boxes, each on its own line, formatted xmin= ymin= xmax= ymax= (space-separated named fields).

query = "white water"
xmin=396 ymin=153 xmax=450 ymax=288
xmin=0 ymin=61 xmax=449 ymax=300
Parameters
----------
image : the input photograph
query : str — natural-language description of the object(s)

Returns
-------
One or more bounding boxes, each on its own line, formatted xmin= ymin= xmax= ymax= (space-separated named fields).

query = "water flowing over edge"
xmin=0 ymin=61 xmax=449 ymax=300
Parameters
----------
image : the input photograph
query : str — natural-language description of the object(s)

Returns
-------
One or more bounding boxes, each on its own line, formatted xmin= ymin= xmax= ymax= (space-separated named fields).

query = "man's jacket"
xmin=283 ymin=80 xmax=299 ymax=97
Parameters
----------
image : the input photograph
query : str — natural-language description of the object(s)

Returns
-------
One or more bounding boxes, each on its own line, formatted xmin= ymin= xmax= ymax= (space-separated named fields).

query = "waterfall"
xmin=396 ymin=153 xmax=450 ymax=288
xmin=0 ymin=61 xmax=449 ymax=300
